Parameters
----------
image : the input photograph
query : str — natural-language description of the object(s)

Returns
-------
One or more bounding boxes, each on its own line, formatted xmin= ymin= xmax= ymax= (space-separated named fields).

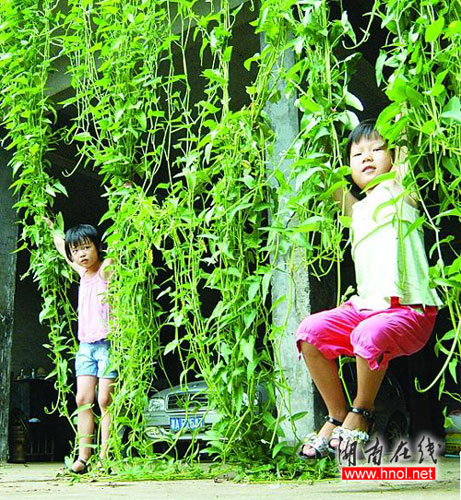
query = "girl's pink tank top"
xmin=77 ymin=267 xmax=110 ymax=343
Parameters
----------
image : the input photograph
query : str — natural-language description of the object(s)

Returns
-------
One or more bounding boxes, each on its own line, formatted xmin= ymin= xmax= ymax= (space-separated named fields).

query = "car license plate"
xmin=170 ymin=416 xmax=204 ymax=432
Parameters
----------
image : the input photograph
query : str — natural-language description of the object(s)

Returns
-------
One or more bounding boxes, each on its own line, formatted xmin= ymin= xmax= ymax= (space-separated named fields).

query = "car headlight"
xmin=148 ymin=397 xmax=165 ymax=412
xmin=146 ymin=426 xmax=169 ymax=439
xmin=242 ymin=392 xmax=261 ymax=407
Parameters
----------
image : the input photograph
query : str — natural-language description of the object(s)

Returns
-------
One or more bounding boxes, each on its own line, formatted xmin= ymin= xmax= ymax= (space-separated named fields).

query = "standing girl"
xmin=45 ymin=219 xmax=116 ymax=473
xmin=296 ymin=119 xmax=443 ymax=459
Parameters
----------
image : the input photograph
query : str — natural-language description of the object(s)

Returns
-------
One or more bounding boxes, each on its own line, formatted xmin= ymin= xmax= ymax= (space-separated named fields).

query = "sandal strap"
xmin=76 ymin=457 xmax=88 ymax=466
xmin=324 ymin=415 xmax=343 ymax=426
xmin=350 ymin=407 xmax=374 ymax=422
xmin=332 ymin=426 xmax=370 ymax=445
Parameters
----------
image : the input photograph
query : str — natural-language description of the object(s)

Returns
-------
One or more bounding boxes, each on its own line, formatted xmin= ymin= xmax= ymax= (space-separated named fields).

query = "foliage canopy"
xmin=0 ymin=0 xmax=459 ymax=479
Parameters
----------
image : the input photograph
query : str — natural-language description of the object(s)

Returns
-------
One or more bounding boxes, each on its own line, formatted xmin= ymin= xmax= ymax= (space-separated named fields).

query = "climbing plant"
xmin=0 ymin=0 xmax=77 ymax=429
xmin=373 ymin=0 xmax=461 ymax=400
xmin=0 ymin=0 xmax=459 ymax=480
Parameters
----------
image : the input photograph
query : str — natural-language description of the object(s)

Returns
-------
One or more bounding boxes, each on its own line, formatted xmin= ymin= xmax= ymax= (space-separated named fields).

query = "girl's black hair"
xmin=65 ymin=224 xmax=101 ymax=261
xmin=345 ymin=118 xmax=380 ymax=161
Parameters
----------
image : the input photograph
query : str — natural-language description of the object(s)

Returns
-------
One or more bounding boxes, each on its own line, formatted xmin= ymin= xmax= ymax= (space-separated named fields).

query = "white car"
xmin=143 ymin=370 xmax=409 ymax=448
xmin=144 ymin=380 xmax=269 ymax=442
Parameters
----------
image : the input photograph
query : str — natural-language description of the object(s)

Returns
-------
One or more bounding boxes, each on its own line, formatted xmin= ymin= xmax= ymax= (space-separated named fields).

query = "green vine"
xmin=374 ymin=0 xmax=461 ymax=397
xmin=1 ymin=0 xmax=459 ymax=480
xmin=0 ymin=0 xmax=77 ymax=429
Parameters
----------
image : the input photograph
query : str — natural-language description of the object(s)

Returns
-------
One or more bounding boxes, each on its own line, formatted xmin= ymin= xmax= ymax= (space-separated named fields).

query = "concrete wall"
xmin=261 ymin=41 xmax=321 ymax=444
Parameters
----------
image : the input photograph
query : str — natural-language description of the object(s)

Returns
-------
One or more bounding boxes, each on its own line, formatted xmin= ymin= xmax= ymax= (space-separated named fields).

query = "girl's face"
xmin=350 ymin=133 xmax=393 ymax=193
xmin=69 ymin=239 xmax=100 ymax=269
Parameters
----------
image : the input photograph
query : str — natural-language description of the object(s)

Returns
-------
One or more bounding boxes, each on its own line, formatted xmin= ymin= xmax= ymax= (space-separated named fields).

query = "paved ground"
xmin=0 ymin=458 xmax=459 ymax=499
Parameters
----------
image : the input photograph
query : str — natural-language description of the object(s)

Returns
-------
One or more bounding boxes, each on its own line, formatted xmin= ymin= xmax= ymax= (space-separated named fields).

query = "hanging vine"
xmin=374 ymin=0 xmax=461 ymax=398
xmin=0 ymin=0 xmax=459 ymax=481
xmin=0 ymin=0 xmax=77 ymax=428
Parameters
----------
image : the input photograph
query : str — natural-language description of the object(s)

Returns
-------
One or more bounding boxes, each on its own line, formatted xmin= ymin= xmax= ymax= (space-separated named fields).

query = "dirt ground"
xmin=0 ymin=457 xmax=459 ymax=500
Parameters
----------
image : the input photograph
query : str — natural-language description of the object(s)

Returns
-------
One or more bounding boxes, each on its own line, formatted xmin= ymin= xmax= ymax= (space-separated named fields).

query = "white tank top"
xmin=349 ymin=183 xmax=443 ymax=310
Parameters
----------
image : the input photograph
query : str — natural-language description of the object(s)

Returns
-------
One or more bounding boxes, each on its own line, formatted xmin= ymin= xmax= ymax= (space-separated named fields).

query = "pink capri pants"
xmin=295 ymin=298 xmax=437 ymax=370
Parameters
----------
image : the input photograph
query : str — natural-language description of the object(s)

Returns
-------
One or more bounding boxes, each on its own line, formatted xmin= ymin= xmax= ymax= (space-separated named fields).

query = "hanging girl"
xmin=45 ymin=219 xmax=116 ymax=472
xmin=296 ymin=119 xmax=443 ymax=459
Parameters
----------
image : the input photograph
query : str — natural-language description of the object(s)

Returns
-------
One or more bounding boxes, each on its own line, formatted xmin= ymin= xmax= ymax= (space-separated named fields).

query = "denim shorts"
xmin=75 ymin=339 xmax=117 ymax=379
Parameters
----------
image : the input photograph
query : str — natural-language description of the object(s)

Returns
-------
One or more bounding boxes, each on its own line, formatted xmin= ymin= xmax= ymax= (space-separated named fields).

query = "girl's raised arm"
xmin=44 ymin=217 xmax=84 ymax=275
xmin=388 ymin=114 xmax=418 ymax=207
xmin=390 ymin=143 xmax=418 ymax=207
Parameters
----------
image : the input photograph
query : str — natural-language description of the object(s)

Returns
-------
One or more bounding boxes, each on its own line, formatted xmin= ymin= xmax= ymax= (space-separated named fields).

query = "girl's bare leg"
xmin=346 ymin=354 xmax=386 ymax=428
xmin=329 ymin=355 xmax=386 ymax=448
xmin=73 ymin=375 xmax=97 ymax=472
xmin=300 ymin=342 xmax=348 ymax=454
xmin=98 ymin=377 xmax=116 ymax=460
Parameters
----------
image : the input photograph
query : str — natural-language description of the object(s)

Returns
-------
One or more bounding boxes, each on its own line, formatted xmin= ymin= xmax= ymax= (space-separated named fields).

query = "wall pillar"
xmin=261 ymin=42 xmax=322 ymax=445
xmin=0 ymin=148 xmax=18 ymax=461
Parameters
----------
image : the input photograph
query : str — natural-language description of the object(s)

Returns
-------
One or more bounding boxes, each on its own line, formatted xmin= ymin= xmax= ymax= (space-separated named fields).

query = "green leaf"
xmin=337 ymin=110 xmax=360 ymax=129
xmin=202 ymin=69 xmax=227 ymax=85
xmin=386 ymin=77 xmax=423 ymax=106
xmin=338 ymin=215 xmax=351 ymax=228
xmin=425 ymin=16 xmax=444 ymax=43
xmin=39 ymin=296 xmax=55 ymax=323
xmin=376 ymin=102 xmax=401 ymax=130
xmin=449 ymin=358 xmax=458 ymax=383
xmin=442 ymin=158 xmax=460 ymax=176
xmin=248 ymin=280 xmax=260 ymax=300
xmin=164 ymin=338 xmax=179 ymax=355
xmin=403 ymin=215 xmax=425 ymax=239
xmin=298 ymin=96 xmax=323 ymax=113
xmin=74 ymin=132 xmax=92 ymax=141
xmin=439 ymin=329 xmax=456 ymax=342
xmin=443 ymin=96 xmax=460 ymax=113
xmin=71 ymin=404 xmax=94 ymax=417
xmin=223 ymin=46 xmax=233 ymax=62
xmin=375 ymin=51 xmax=387 ymax=86
xmin=427 ymin=83 xmax=445 ymax=97
xmin=322 ymin=180 xmax=348 ymax=199
xmin=441 ymin=110 xmax=461 ymax=124
xmin=421 ymin=119 xmax=436 ymax=135
xmin=243 ymin=53 xmax=260 ymax=71
xmin=45 ymin=185 xmax=56 ymax=197
xmin=344 ymin=91 xmax=363 ymax=111
xmin=291 ymin=411 xmax=309 ymax=422
xmin=441 ymin=97 xmax=461 ymax=123
xmin=243 ymin=310 xmax=256 ymax=329
xmin=53 ymin=181 xmax=68 ymax=197
xmin=294 ymin=216 xmax=323 ymax=232
xmin=361 ymin=171 xmax=396 ymax=193
xmin=272 ymin=441 xmax=288 ymax=458
xmin=446 ymin=20 xmax=461 ymax=36
xmin=135 ymin=111 xmax=147 ymax=130
xmin=261 ymin=270 xmax=272 ymax=298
